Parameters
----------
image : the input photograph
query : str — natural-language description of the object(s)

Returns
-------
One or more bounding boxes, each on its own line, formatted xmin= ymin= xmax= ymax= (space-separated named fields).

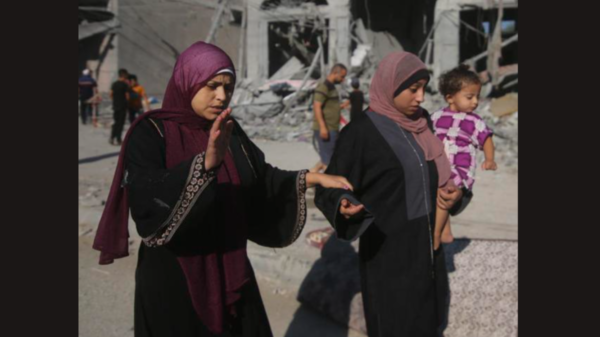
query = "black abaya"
xmin=125 ymin=118 xmax=308 ymax=337
xmin=315 ymin=110 xmax=449 ymax=337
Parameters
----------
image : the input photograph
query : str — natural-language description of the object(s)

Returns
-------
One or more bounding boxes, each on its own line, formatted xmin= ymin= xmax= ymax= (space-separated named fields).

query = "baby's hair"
xmin=438 ymin=64 xmax=481 ymax=97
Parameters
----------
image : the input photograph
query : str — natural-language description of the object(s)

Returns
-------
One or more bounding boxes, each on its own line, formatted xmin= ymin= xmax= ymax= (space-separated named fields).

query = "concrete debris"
xmin=192 ymin=0 xmax=518 ymax=165
xmin=476 ymin=96 xmax=519 ymax=169
xmin=353 ymin=18 xmax=370 ymax=45
xmin=351 ymin=44 xmax=371 ymax=68
xmin=269 ymin=56 xmax=305 ymax=81
xmin=490 ymin=93 xmax=518 ymax=117
xmin=479 ymin=64 xmax=519 ymax=85
xmin=257 ymin=79 xmax=317 ymax=92
xmin=248 ymin=91 xmax=284 ymax=118
xmin=367 ymin=31 xmax=404 ymax=61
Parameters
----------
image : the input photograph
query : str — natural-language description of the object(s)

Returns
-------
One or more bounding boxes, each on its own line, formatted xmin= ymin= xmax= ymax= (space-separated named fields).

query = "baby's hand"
xmin=482 ymin=160 xmax=497 ymax=171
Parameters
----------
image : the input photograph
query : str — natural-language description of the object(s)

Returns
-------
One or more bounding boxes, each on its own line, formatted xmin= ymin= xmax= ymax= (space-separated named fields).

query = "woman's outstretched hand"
xmin=306 ymin=172 xmax=353 ymax=190
xmin=339 ymin=198 xmax=365 ymax=219
xmin=205 ymin=108 xmax=234 ymax=171
xmin=306 ymin=172 xmax=365 ymax=219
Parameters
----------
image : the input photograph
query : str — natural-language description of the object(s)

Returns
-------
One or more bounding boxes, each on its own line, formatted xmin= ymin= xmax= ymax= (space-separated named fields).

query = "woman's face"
xmin=191 ymin=74 xmax=234 ymax=120
xmin=393 ymin=79 xmax=427 ymax=116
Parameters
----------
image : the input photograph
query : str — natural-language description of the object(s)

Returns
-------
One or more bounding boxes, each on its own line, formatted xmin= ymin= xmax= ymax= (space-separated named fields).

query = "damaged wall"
xmin=350 ymin=0 xmax=436 ymax=54
xmin=433 ymin=0 xmax=518 ymax=88
xmin=117 ymin=0 xmax=245 ymax=95
xmin=246 ymin=0 xmax=351 ymax=81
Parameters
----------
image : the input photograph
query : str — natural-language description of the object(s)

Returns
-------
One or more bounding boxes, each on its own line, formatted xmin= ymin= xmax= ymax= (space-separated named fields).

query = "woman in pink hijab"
xmin=93 ymin=41 xmax=353 ymax=337
xmin=315 ymin=52 xmax=465 ymax=336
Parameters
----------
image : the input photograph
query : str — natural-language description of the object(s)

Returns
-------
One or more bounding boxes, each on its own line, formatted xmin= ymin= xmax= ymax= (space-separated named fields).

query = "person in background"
xmin=110 ymin=69 xmax=130 ymax=145
xmin=78 ymin=68 xmax=98 ymax=125
xmin=341 ymin=77 xmax=365 ymax=122
xmin=310 ymin=63 xmax=347 ymax=173
xmin=127 ymin=74 xmax=150 ymax=124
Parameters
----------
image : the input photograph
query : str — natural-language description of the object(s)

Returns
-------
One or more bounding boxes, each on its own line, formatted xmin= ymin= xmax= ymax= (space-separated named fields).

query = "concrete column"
xmin=433 ymin=6 xmax=459 ymax=90
xmin=97 ymin=0 xmax=119 ymax=94
xmin=246 ymin=0 xmax=269 ymax=80
xmin=326 ymin=0 xmax=350 ymax=68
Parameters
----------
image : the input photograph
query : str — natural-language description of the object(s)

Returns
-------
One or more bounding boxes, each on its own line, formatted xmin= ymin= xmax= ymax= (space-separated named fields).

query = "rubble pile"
xmin=231 ymin=74 xmax=318 ymax=141
xmin=480 ymin=94 xmax=519 ymax=169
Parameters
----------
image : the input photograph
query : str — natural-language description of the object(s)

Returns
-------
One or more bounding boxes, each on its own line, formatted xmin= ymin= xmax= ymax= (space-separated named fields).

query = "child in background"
xmin=127 ymin=74 xmax=150 ymax=124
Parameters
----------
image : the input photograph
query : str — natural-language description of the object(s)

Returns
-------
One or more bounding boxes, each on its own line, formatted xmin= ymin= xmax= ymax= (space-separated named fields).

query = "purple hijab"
xmin=93 ymin=41 xmax=250 ymax=334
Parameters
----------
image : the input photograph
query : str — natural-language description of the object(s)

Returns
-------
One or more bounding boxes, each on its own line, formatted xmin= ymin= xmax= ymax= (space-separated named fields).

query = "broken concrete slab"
xmin=269 ymin=56 xmax=305 ymax=81
xmin=490 ymin=93 xmax=518 ymax=117
xmin=368 ymin=30 xmax=404 ymax=62
xmin=248 ymin=91 xmax=284 ymax=118
xmin=351 ymin=44 xmax=371 ymax=68
xmin=353 ymin=18 xmax=370 ymax=45
xmin=257 ymin=79 xmax=318 ymax=92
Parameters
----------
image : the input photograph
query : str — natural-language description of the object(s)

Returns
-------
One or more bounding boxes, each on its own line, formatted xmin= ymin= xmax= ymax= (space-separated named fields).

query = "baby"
xmin=431 ymin=64 xmax=497 ymax=248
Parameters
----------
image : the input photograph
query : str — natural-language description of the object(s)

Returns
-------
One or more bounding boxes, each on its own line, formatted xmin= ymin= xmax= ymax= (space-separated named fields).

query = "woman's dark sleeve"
xmin=234 ymin=123 xmax=309 ymax=248
xmin=124 ymin=119 xmax=218 ymax=247
xmin=449 ymin=187 xmax=472 ymax=216
xmin=314 ymin=124 xmax=374 ymax=241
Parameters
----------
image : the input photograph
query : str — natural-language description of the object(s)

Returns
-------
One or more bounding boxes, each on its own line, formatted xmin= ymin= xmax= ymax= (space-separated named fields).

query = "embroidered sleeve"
xmin=289 ymin=169 xmax=309 ymax=244
xmin=143 ymin=152 xmax=216 ymax=247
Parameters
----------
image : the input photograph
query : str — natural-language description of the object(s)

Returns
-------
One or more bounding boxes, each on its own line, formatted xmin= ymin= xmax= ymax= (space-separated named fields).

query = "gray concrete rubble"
xmin=476 ymin=95 xmax=519 ymax=169
xmin=80 ymin=1 xmax=518 ymax=159
xmin=222 ymin=1 xmax=518 ymax=175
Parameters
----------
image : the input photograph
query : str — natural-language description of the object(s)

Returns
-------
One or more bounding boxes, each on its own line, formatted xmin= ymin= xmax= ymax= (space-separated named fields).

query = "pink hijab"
xmin=369 ymin=52 xmax=452 ymax=187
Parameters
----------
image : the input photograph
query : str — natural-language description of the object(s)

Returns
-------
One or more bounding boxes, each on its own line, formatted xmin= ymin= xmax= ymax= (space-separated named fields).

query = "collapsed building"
xmin=79 ymin=0 xmax=517 ymax=167
xmin=89 ymin=0 xmax=517 ymax=93
xmin=234 ymin=0 xmax=518 ymax=167
xmin=430 ymin=0 xmax=518 ymax=95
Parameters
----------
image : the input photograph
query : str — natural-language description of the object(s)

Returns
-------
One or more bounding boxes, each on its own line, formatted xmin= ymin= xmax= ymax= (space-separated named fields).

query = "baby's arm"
xmin=482 ymin=136 xmax=497 ymax=170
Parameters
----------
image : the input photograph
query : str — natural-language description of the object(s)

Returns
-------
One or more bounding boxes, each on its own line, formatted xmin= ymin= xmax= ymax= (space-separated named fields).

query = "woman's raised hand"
xmin=205 ymin=108 xmax=234 ymax=171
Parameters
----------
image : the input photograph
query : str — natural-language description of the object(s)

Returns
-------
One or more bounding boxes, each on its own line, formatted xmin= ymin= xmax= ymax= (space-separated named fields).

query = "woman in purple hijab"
xmin=93 ymin=41 xmax=353 ymax=337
